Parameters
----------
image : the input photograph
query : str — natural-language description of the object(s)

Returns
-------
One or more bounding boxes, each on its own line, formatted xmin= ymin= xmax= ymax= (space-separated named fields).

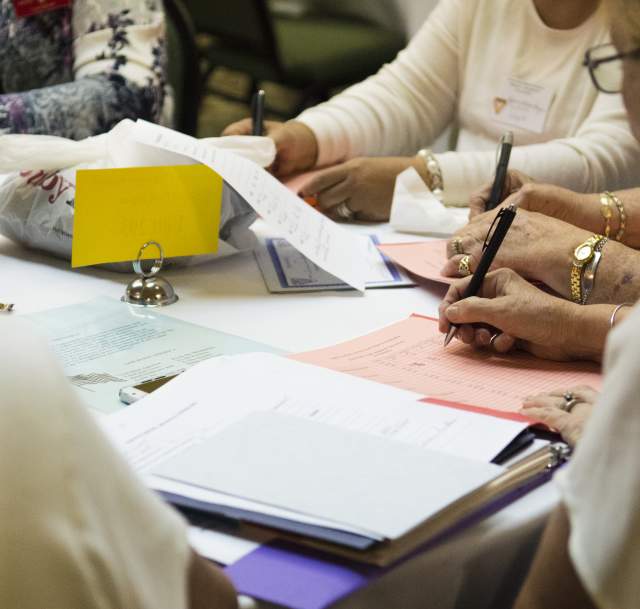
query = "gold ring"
xmin=458 ymin=254 xmax=472 ymax=277
xmin=451 ymin=237 xmax=465 ymax=256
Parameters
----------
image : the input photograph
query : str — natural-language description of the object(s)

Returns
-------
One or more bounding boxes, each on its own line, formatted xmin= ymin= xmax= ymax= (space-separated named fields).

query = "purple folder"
xmin=225 ymin=470 xmax=555 ymax=609
xmin=227 ymin=541 xmax=379 ymax=609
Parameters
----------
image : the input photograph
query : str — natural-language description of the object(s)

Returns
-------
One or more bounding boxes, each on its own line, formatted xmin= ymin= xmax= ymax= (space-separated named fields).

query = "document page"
xmin=105 ymin=353 xmax=523 ymax=537
xmin=254 ymin=235 xmax=413 ymax=292
xmin=28 ymin=298 xmax=279 ymax=413
xmin=377 ymin=240 xmax=453 ymax=285
xmin=292 ymin=315 xmax=602 ymax=418
xmin=132 ymin=120 xmax=369 ymax=291
xmin=154 ymin=411 xmax=502 ymax=540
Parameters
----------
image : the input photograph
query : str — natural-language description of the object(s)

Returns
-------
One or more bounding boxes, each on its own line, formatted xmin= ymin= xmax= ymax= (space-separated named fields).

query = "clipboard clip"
xmin=546 ymin=443 xmax=572 ymax=470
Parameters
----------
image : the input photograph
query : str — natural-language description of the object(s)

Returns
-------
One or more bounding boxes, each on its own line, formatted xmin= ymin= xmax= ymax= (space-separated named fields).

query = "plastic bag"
xmin=0 ymin=119 xmax=276 ymax=270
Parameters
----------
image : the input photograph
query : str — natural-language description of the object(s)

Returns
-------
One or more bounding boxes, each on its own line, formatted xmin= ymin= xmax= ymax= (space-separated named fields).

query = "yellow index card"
xmin=72 ymin=165 xmax=223 ymax=267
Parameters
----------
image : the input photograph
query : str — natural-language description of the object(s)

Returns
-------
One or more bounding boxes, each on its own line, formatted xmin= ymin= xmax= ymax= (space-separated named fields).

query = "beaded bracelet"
xmin=417 ymin=149 xmax=444 ymax=201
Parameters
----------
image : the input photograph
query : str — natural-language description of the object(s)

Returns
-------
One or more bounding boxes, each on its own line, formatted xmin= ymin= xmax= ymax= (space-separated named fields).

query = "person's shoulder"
xmin=72 ymin=0 xmax=163 ymax=35
xmin=0 ymin=318 xmax=70 ymax=433
xmin=606 ymin=304 xmax=640 ymax=372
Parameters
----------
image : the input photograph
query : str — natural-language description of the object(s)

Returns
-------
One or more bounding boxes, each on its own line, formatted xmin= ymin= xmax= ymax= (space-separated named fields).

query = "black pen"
xmin=251 ymin=89 xmax=265 ymax=136
xmin=485 ymin=131 xmax=514 ymax=211
xmin=444 ymin=203 xmax=518 ymax=346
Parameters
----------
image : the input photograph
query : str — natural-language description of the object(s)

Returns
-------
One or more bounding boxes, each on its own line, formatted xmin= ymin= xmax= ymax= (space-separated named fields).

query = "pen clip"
xmin=482 ymin=208 xmax=505 ymax=251
xmin=482 ymin=203 xmax=517 ymax=251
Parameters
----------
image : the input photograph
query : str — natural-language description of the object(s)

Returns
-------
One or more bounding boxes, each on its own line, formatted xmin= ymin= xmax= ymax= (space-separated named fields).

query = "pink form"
xmin=291 ymin=315 xmax=602 ymax=421
xmin=378 ymin=241 xmax=453 ymax=285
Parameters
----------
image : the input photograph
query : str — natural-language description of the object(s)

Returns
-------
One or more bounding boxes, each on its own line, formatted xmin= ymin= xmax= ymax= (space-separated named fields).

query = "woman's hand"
xmin=299 ymin=156 xmax=422 ymax=222
xmin=469 ymin=170 xmax=598 ymax=228
xmin=438 ymin=268 xmax=605 ymax=361
xmin=222 ymin=119 xmax=318 ymax=177
xmin=519 ymin=386 xmax=598 ymax=448
xmin=469 ymin=170 xmax=533 ymax=218
xmin=443 ymin=208 xmax=592 ymax=299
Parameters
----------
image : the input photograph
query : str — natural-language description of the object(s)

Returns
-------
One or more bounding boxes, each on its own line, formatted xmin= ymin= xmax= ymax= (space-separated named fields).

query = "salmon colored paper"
xmin=291 ymin=315 xmax=602 ymax=420
xmin=377 ymin=241 xmax=453 ymax=285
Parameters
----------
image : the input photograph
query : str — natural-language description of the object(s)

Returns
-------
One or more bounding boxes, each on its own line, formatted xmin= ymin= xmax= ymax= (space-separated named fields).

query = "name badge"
xmin=12 ymin=0 xmax=71 ymax=18
xmin=492 ymin=77 xmax=555 ymax=134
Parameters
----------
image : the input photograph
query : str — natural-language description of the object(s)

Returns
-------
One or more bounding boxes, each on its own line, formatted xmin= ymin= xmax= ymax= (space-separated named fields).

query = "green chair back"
xmin=164 ymin=0 xmax=201 ymax=135
xmin=183 ymin=0 xmax=279 ymax=60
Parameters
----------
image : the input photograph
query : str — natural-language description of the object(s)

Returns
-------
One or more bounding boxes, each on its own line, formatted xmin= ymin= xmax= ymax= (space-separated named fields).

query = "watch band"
xmin=570 ymin=234 xmax=605 ymax=304
xmin=570 ymin=264 xmax=583 ymax=304
xmin=581 ymin=237 xmax=608 ymax=304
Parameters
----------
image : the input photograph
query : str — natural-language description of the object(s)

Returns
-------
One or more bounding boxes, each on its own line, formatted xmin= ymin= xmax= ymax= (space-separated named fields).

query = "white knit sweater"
xmin=297 ymin=0 xmax=640 ymax=204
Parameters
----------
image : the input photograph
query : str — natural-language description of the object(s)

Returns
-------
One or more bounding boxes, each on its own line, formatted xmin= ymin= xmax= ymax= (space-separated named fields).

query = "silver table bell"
xmin=122 ymin=241 xmax=178 ymax=307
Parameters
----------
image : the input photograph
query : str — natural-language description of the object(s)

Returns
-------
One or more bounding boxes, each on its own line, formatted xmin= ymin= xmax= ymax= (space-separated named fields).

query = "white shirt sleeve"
xmin=556 ymin=304 xmax=640 ymax=609
xmin=296 ymin=0 xmax=463 ymax=166
xmin=436 ymin=92 xmax=639 ymax=204
xmin=296 ymin=0 xmax=640 ymax=205
xmin=0 ymin=318 xmax=191 ymax=609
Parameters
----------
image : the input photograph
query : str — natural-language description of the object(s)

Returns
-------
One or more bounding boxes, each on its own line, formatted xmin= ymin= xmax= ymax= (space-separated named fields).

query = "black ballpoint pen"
xmin=485 ymin=131 xmax=513 ymax=211
xmin=251 ymin=89 xmax=265 ymax=137
xmin=444 ymin=203 xmax=518 ymax=346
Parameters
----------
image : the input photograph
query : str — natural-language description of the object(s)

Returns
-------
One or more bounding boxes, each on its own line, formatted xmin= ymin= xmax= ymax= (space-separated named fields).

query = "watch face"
xmin=575 ymin=244 xmax=594 ymax=262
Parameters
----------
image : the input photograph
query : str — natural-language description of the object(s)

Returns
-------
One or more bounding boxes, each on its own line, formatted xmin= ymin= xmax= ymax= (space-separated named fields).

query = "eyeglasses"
xmin=583 ymin=42 xmax=640 ymax=94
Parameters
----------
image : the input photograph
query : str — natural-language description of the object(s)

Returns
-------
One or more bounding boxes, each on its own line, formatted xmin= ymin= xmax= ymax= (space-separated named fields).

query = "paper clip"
xmin=0 ymin=303 xmax=15 ymax=313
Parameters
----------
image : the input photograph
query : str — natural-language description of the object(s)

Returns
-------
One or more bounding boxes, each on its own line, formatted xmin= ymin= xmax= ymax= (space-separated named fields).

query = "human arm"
xmin=518 ymin=304 xmax=640 ymax=609
xmin=0 ymin=1 xmax=167 ymax=139
xmin=443 ymin=208 xmax=640 ymax=304
xmin=436 ymin=91 xmax=640 ymax=205
xmin=221 ymin=124 xmax=430 ymax=221
xmin=189 ymin=552 xmax=238 ymax=609
xmin=437 ymin=268 xmax=625 ymax=361
xmin=292 ymin=0 xmax=461 ymax=166
xmin=0 ymin=318 xmax=238 ymax=609
xmin=470 ymin=172 xmax=640 ymax=248
xmin=513 ymin=505 xmax=596 ymax=609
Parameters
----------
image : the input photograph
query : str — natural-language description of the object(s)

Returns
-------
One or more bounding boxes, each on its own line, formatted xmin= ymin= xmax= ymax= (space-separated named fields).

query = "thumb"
xmin=445 ymin=296 xmax=505 ymax=329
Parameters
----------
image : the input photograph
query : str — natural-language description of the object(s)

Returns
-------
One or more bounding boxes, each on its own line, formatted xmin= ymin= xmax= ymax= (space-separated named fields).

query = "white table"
xmin=0 ymin=223 xmax=558 ymax=609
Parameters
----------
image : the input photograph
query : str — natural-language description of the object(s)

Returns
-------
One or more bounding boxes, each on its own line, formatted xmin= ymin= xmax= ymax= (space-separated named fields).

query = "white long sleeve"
xmin=298 ymin=0 xmax=640 ymax=205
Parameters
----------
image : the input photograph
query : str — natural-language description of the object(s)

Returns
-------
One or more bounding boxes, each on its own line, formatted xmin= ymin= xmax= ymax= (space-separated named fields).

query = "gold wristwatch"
xmin=570 ymin=235 xmax=605 ymax=304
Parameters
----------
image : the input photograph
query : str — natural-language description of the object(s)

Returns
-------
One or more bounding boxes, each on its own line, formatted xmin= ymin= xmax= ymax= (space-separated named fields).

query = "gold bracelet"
xmin=417 ymin=149 xmax=444 ymax=201
xmin=599 ymin=192 xmax=613 ymax=238
xmin=610 ymin=302 xmax=634 ymax=328
xmin=604 ymin=191 xmax=626 ymax=242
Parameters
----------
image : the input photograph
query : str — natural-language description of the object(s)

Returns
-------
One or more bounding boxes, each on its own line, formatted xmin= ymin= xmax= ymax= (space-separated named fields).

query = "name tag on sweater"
xmin=492 ymin=77 xmax=554 ymax=134
xmin=12 ymin=0 xmax=70 ymax=18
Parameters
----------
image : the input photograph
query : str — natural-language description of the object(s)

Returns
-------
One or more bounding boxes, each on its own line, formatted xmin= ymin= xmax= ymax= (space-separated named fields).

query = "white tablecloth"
xmin=0 ymin=222 xmax=558 ymax=609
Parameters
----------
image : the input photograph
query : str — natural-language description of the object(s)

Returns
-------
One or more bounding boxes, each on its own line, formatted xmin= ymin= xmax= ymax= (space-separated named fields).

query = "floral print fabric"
xmin=0 ymin=0 xmax=168 ymax=139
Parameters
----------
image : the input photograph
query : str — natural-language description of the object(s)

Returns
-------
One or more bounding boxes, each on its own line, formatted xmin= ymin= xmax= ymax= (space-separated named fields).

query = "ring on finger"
xmin=489 ymin=332 xmax=501 ymax=349
xmin=458 ymin=254 xmax=472 ymax=277
xmin=561 ymin=397 xmax=579 ymax=413
xmin=335 ymin=200 xmax=355 ymax=221
xmin=451 ymin=237 xmax=465 ymax=256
